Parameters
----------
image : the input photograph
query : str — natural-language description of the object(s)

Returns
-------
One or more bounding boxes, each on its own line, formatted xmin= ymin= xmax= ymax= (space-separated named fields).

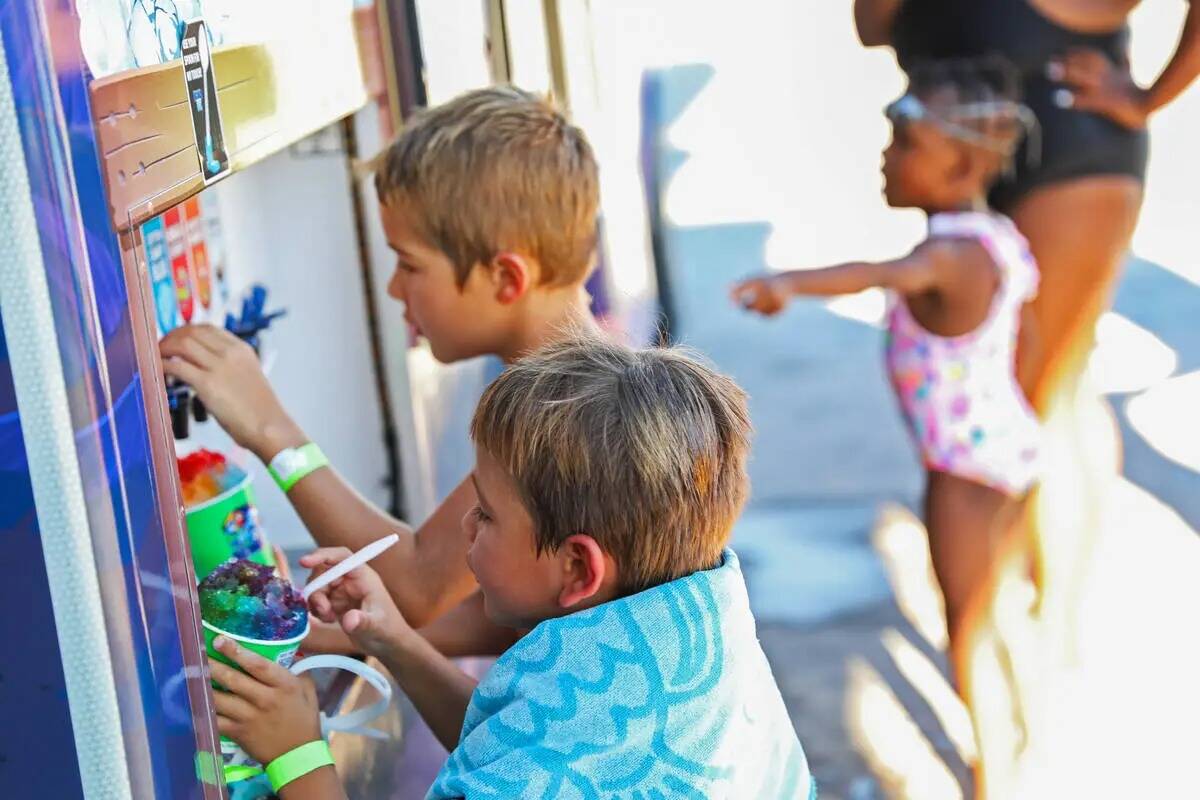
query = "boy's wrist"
xmin=251 ymin=417 xmax=309 ymax=464
xmin=266 ymin=740 xmax=336 ymax=794
xmin=276 ymin=764 xmax=341 ymax=800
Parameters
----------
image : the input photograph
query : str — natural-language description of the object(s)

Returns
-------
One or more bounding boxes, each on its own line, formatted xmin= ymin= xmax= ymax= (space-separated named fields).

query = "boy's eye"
xmin=395 ymin=259 xmax=417 ymax=274
xmin=471 ymin=506 xmax=491 ymax=523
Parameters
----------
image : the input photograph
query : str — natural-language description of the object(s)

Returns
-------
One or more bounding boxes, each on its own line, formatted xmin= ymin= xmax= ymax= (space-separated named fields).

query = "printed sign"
xmin=164 ymin=206 xmax=195 ymax=323
xmin=183 ymin=197 xmax=212 ymax=309
xmin=181 ymin=19 xmax=229 ymax=183
xmin=141 ymin=214 xmax=179 ymax=335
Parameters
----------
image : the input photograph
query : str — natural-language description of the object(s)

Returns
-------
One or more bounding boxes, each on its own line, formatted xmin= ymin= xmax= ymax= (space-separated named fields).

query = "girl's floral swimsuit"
xmin=886 ymin=211 xmax=1042 ymax=497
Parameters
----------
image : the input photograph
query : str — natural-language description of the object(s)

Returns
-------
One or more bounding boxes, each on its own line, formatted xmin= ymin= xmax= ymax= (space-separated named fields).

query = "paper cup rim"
xmin=184 ymin=474 xmax=253 ymax=515
xmin=202 ymin=617 xmax=309 ymax=647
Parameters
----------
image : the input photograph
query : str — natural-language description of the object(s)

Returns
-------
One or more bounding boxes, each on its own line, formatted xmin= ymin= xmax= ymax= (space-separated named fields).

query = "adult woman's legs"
xmin=1011 ymin=177 xmax=1145 ymax=412
xmin=1009 ymin=176 xmax=1143 ymax=658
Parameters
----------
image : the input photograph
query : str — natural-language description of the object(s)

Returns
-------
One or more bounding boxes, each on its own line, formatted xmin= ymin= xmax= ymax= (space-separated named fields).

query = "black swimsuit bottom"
xmin=892 ymin=0 xmax=1149 ymax=210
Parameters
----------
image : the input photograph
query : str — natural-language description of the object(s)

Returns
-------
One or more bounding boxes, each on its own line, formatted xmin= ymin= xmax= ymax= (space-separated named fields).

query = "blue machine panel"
xmin=1 ymin=1 xmax=218 ymax=796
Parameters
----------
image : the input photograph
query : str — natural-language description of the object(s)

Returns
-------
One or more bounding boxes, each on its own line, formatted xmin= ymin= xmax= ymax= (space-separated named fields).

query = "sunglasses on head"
xmin=886 ymin=94 xmax=1040 ymax=164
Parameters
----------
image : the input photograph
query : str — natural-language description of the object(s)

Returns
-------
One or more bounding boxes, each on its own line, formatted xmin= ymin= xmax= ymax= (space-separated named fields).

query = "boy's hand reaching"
xmin=301 ymin=548 xmax=413 ymax=658
xmin=159 ymin=325 xmax=305 ymax=460
xmin=731 ymin=276 xmax=789 ymax=316
xmin=208 ymin=636 xmax=321 ymax=765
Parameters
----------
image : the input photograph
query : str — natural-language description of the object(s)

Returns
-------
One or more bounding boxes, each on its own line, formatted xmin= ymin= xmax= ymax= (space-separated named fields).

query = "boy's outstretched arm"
xmin=732 ymin=240 xmax=954 ymax=315
xmin=283 ymin=471 xmax=480 ymax=629
xmin=160 ymin=325 xmax=479 ymax=628
xmin=304 ymin=549 xmax=478 ymax=752
xmin=374 ymin=621 xmax=480 ymax=751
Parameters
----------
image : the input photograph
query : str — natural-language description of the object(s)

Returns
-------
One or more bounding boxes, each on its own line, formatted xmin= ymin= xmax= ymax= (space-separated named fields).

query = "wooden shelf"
xmin=91 ymin=10 xmax=368 ymax=234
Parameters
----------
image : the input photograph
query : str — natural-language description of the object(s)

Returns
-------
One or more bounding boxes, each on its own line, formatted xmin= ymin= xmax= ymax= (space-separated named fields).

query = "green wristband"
xmin=268 ymin=443 xmax=329 ymax=493
xmin=265 ymin=740 xmax=335 ymax=792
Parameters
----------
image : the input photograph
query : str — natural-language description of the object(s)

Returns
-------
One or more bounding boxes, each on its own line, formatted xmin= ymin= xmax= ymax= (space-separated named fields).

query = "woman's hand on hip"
xmin=1049 ymin=47 xmax=1149 ymax=130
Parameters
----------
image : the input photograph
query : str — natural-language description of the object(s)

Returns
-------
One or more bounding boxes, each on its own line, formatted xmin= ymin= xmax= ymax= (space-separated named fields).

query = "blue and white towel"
xmin=428 ymin=549 xmax=815 ymax=799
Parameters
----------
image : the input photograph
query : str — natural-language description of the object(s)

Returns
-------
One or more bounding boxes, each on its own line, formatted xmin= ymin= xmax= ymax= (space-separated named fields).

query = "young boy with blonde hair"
xmin=161 ymin=86 xmax=602 ymax=650
xmin=209 ymin=338 xmax=815 ymax=799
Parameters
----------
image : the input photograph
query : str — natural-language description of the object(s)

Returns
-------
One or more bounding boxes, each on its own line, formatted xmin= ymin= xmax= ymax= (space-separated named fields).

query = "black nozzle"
xmin=169 ymin=389 xmax=192 ymax=439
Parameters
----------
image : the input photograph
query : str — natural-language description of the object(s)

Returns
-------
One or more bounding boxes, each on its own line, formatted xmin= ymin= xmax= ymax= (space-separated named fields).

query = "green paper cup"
xmin=203 ymin=618 xmax=309 ymax=672
xmin=185 ymin=475 xmax=275 ymax=581
xmin=203 ymin=618 xmax=310 ymax=755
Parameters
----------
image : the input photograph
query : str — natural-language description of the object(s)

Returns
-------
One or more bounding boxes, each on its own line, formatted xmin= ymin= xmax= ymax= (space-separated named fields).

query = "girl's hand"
xmin=1048 ymin=48 xmax=1149 ymax=130
xmin=300 ymin=548 xmax=413 ymax=658
xmin=731 ymin=276 xmax=789 ymax=316
xmin=208 ymin=636 xmax=321 ymax=765
xmin=159 ymin=325 xmax=306 ymax=460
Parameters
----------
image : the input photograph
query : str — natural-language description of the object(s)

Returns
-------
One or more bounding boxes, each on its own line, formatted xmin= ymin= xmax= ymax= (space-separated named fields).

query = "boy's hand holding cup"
xmin=301 ymin=547 xmax=414 ymax=658
xmin=208 ymin=636 xmax=322 ymax=765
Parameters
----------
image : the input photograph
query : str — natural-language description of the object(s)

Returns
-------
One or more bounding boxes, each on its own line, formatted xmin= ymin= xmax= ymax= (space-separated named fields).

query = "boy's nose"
xmin=387 ymin=269 xmax=407 ymax=302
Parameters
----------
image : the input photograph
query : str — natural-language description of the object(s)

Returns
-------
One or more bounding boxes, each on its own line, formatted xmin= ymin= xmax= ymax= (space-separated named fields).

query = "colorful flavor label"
xmin=141 ymin=214 xmax=179 ymax=335
xmin=184 ymin=196 xmax=212 ymax=309
xmin=164 ymin=206 xmax=194 ymax=322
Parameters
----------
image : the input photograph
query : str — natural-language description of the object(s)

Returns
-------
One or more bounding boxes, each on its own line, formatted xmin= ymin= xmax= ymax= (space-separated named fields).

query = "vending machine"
xmin=0 ymin=1 xmax=400 ymax=797
xmin=1 ymin=1 xmax=660 ymax=796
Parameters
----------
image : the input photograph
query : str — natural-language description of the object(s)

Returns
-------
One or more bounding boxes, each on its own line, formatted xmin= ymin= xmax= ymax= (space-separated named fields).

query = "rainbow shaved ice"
xmin=199 ymin=559 xmax=308 ymax=640
xmin=178 ymin=449 xmax=246 ymax=507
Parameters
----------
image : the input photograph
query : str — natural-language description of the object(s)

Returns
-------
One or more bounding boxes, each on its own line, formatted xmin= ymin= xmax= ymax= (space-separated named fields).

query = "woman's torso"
xmin=892 ymin=0 xmax=1149 ymax=208
xmin=892 ymin=0 xmax=1133 ymax=68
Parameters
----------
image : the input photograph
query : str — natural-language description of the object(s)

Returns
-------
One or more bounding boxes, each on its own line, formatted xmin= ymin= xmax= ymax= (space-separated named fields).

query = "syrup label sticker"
xmin=141 ymin=214 xmax=179 ymax=335
xmin=183 ymin=196 xmax=212 ymax=309
xmin=164 ymin=206 xmax=194 ymax=323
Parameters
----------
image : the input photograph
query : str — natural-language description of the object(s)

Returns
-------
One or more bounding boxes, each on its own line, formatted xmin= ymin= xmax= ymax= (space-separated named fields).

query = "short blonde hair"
xmin=373 ymin=86 xmax=599 ymax=287
xmin=470 ymin=337 xmax=752 ymax=593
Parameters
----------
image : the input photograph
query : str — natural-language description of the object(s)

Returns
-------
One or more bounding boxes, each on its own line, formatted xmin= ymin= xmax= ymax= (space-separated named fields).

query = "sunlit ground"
xmin=855 ymin=370 xmax=1200 ymax=798
xmin=847 ymin=305 xmax=1200 ymax=797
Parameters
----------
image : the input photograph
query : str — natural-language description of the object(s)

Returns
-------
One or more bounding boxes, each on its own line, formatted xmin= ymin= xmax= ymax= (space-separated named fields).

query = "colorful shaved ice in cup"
xmin=178 ymin=448 xmax=246 ymax=506
xmin=200 ymin=559 xmax=309 ymax=672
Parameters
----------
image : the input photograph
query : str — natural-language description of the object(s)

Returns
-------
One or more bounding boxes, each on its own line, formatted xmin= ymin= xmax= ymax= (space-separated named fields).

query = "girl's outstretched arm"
xmin=731 ymin=240 xmax=957 ymax=316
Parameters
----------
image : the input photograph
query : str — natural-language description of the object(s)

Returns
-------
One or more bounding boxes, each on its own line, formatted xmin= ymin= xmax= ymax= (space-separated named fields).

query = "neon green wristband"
xmin=268 ymin=443 xmax=329 ymax=493
xmin=265 ymin=740 xmax=335 ymax=792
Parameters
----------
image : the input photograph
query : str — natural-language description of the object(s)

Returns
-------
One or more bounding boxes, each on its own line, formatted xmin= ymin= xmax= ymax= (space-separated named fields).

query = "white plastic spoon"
xmin=302 ymin=533 xmax=400 ymax=601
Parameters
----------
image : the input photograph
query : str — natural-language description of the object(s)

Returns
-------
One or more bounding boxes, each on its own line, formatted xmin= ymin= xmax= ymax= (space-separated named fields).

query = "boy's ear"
xmin=488 ymin=252 xmax=534 ymax=304
xmin=557 ymin=534 xmax=614 ymax=609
